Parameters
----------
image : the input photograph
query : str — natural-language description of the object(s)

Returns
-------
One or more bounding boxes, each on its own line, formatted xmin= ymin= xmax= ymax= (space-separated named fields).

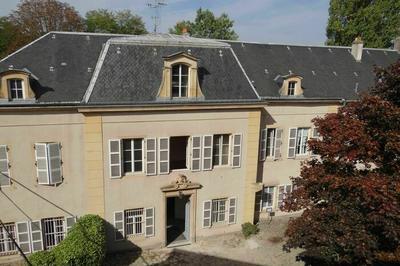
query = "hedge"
xmin=30 ymin=214 xmax=106 ymax=266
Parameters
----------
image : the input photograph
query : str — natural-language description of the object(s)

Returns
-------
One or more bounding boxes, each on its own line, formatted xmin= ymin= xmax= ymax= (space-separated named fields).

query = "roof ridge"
xmin=49 ymin=31 xmax=132 ymax=37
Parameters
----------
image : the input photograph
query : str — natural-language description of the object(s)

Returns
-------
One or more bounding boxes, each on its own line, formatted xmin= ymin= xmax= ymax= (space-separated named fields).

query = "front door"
xmin=166 ymin=195 xmax=190 ymax=245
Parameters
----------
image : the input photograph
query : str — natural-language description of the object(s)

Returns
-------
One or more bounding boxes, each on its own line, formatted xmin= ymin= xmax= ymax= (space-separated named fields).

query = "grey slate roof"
xmin=0 ymin=32 xmax=126 ymax=103
xmin=228 ymin=41 xmax=400 ymax=100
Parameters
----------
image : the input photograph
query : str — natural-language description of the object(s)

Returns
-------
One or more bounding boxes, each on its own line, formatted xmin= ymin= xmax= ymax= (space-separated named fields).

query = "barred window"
xmin=42 ymin=217 xmax=65 ymax=250
xmin=0 ymin=223 xmax=16 ymax=254
xmin=125 ymin=208 xmax=144 ymax=236
xmin=122 ymin=139 xmax=143 ymax=173
xmin=212 ymin=198 xmax=227 ymax=223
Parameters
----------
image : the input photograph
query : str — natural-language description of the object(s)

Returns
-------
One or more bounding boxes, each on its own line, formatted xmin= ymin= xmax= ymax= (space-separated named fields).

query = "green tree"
xmin=326 ymin=0 xmax=400 ymax=48
xmin=85 ymin=9 xmax=147 ymax=34
xmin=0 ymin=17 xmax=17 ymax=58
xmin=169 ymin=8 xmax=238 ymax=40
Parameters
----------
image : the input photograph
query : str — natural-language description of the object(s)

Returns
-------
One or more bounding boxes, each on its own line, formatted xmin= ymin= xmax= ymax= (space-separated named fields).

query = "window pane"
xmin=134 ymin=162 xmax=142 ymax=172
xmin=181 ymin=65 xmax=188 ymax=75
xmin=172 ymin=86 xmax=180 ymax=97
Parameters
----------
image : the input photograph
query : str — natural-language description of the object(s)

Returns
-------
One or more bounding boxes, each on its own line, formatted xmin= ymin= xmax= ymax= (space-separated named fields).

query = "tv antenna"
xmin=147 ymin=0 xmax=167 ymax=33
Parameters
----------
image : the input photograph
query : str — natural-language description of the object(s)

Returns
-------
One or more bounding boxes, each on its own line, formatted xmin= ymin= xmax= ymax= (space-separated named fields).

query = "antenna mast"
xmin=147 ymin=0 xmax=167 ymax=33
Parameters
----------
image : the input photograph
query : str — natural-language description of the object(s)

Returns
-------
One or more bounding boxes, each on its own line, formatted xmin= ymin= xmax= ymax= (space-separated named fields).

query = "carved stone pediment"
xmin=161 ymin=174 xmax=201 ymax=192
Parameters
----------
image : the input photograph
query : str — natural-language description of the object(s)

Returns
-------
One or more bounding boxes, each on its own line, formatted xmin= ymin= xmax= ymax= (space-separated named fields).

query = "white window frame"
xmin=277 ymin=184 xmax=292 ymax=208
xmin=0 ymin=145 xmax=11 ymax=187
xmin=42 ymin=217 xmax=65 ymax=250
xmin=295 ymin=128 xmax=310 ymax=156
xmin=0 ymin=223 xmax=17 ymax=254
xmin=125 ymin=208 xmax=144 ymax=236
xmin=211 ymin=198 xmax=228 ymax=224
xmin=213 ymin=134 xmax=230 ymax=167
xmin=171 ymin=64 xmax=189 ymax=98
xmin=266 ymin=128 xmax=276 ymax=158
xmin=287 ymin=81 xmax=296 ymax=96
xmin=122 ymin=139 xmax=144 ymax=174
xmin=262 ymin=186 xmax=275 ymax=210
xmin=8 ymin=79 xmax=24 ymax=100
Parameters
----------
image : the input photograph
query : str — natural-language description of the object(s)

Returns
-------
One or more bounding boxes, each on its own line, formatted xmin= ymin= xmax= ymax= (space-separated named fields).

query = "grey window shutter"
xmin=0 ymin=145 xmax=11 ymax=186
xmin=287 ymin=128 xmax=297 ymax=158
xmin=16 ymin=221 xmax=31 ymax=253
xmin=228 ymin=197 xmax=237 ymax=224
xmin=48 ymin=143 xmax=62 ymax=184
xmin=232 ymin=134 xmax=242 ymax=168
xmin=65 ymin=216 xmax=76 ymax=234
xmin=191 ymin=136 xmax=201 ymax=171
xmin=202 ymin=135 xmax=213 ymax=170
xmin=35 ymin=143 xmax=49 ymax=184
xmin=30 ymin=220 xmax=43 ymax=252
xmin=114 ymin=211 xmax=124 ymax=241
xmin=109 ymin=139 xmax=122 ymax=178
xmin=259 ymin=129 xmax=267 ymax=161
xmin=145 ymin=138 xmax=157 ymax=176
xmin=274 ymin=129 xmax=283 ymax=159
xmin=145 ymin=207 xmax=155 ymax=237
xmin=158 ymin=137 xmax=169 ymax=174
xmin=202 ymin=200 xmax=212 ymax=228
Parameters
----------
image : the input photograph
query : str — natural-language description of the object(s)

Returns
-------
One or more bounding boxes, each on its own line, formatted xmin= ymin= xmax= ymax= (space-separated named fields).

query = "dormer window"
xmin=287 ymin=81 xmax=296 ymax=96
xmin=8 ymin=79 xmax=24 ymax=100
xmin=172 ymin=64 xmax=188 ymax=98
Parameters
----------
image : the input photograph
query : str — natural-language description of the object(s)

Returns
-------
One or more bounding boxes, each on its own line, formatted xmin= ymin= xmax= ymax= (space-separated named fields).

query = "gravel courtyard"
xmin=105 ymin=214 xmax=303 ymax=266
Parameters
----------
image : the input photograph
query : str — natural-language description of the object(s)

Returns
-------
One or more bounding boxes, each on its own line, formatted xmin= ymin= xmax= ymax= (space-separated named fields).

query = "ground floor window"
xmin=125 ymin=208 xmax=144 ymax=236
xmin=278 ymin=184 xmax=292 ymax=208
xmin=42 ymin=217 xmax=65 ymax=250
xmin=212 ymin=198 xmax=227 ymax=223
xmin=262 ymin=186 xmax=275 ymax=210
xmin=0 ymin=223 xmax=16 ymax=254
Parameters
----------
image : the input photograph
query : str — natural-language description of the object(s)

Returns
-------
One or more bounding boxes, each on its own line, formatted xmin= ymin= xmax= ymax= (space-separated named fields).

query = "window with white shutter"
xmin=228 ymin=197 xmax=237 ymax=224
xmin=287 ymin=128 xmax=297 ymax=158
xmin=35 ymin=143 xmax=63 ymax=185
xmin=158 ymin=137 xmax=169 ymax=174
xmin=109 ymin=139 xmax=122 ymax=178
xmin=0 ymin=223 xmax=17 ymax=254
xmin=30 ymin=221 xmax=43 ymax=252
xmin=231 ymin=134 xmax=242 ymax=168
xmin=16 ymin=221 xmax=31 ymax=253
xmin=114 ymin=211 xmax=124 ymax=241
xmin=274 ymin=129 xmax=283 ymax=159
xmin=145 ymin=138 xmax=157 ymax=175
xmin=259 ymin=129 xmax=267 ymax=161
xmin=202 ymin=135 xmax=213 ymax=170
xmin=145 ymin=207 xmax=155 ymax=237
xmin=191 ymin=136 xmax=201 ymax=171
xmin=0 ymin=145 xmax=11 ymax=186
xmin=202 ymin=200 xmax=212 ymax=228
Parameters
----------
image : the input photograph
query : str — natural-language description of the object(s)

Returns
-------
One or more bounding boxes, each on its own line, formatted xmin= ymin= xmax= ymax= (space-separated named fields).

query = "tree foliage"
xmin=283 ymin=60 xmax=400 ymax=265
xmin=169 ymin=8 xmax=238 ymax=40
xmin=326 ymin=0 xmax=400 ymax=48
xmin=85 ymin=9 xmax=147 ymax=35
xmin=0 ymin=17 xmax=18 ymax=58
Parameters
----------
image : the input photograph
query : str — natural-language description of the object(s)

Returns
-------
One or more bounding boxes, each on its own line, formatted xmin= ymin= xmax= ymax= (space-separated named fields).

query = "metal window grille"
xmin=122 ymin=139 xmax=143 ymax=173
xmin=0 ymin=223 xmax=17 ymax=254
xmin=42 ymin=217 xmax=65 ymax=250
xmin=211 ymin=198 xmax=227 ymax=223
xmin=125 ymin=208 xmax=144 ymax=236
xmin=213 ymin=135 xmax=230 ymax=166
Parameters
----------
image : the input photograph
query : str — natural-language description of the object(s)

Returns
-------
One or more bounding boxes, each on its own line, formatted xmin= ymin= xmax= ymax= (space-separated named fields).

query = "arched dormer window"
xmin=8 ymin=79 xmax=24 ymax=100
xmin=172 ymin=64 xmax=189 ymax=98
xmin=275 ymin=73 xmax=304 ymax=97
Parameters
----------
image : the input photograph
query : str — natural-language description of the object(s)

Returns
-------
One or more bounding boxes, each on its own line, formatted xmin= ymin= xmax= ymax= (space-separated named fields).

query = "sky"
xmin=0 ymin=0 xmax=330 ymax=45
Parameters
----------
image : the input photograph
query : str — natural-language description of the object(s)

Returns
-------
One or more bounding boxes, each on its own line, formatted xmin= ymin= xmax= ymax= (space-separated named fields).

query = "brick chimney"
xmin=394 ymin=37 xmax=400 ymax=53
xmin=351 ymin=37 xmax=363 ymax=62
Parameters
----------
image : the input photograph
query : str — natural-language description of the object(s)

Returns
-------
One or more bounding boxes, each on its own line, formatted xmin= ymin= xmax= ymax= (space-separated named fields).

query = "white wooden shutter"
xmin=191 ymin=136 xmax=201 ymax=171
xmin=109 ymin=139 xmax=122 ymax=178
xmin=232 ymin=134 xmax=242 ymax=168
xmin=274 ymin=129 xmax=283 ymax=159
xmin=145 ymin=138 xmax=157 ymax=175
xmin=259 ymin=129 xmax=267 ymax=161
xmin=202 ymin=135 xmax=213 ymax=170
xmin=202 ymin=200 xmax=212 ymax=228
xmin=48 ymin=143 xmax=62 ymax=184
xmin=35 ymin=143 xmax=49 ymax=184
xmin=16 ymin=221 xmax=31 ymax=253
xmin=65 ymin=216 xmax=76 ymax=233
xmin=158 ymin=137 xmax=169 ymax=174
xmin=145 ymin=207 xmax=155 ymax=237
xmin=228 ymin=197 xmax=237 ymax=224
xmin=114 ymin=211 xmax=124 ymax=241
xmin=0 ymin=145 xmax=10 ymax=186
xmin=287 ymin=128 xmax=297 ymax=158
xmin=30 ymin=220 xmax=43 ymax=252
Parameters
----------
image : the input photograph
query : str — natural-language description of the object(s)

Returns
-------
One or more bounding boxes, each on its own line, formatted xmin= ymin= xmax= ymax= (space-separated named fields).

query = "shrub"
xmin=53 ymin=214 xmax=106 ymax=265
xmin=241 ymin=222 xmax=259 ymax=238
xmin=29 ymin=250 xmax=55 ymax=266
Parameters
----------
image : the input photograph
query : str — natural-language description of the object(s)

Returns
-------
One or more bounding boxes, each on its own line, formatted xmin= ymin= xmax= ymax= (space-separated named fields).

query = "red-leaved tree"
xmin=283 ymin=60 xmax=400 ymax=265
